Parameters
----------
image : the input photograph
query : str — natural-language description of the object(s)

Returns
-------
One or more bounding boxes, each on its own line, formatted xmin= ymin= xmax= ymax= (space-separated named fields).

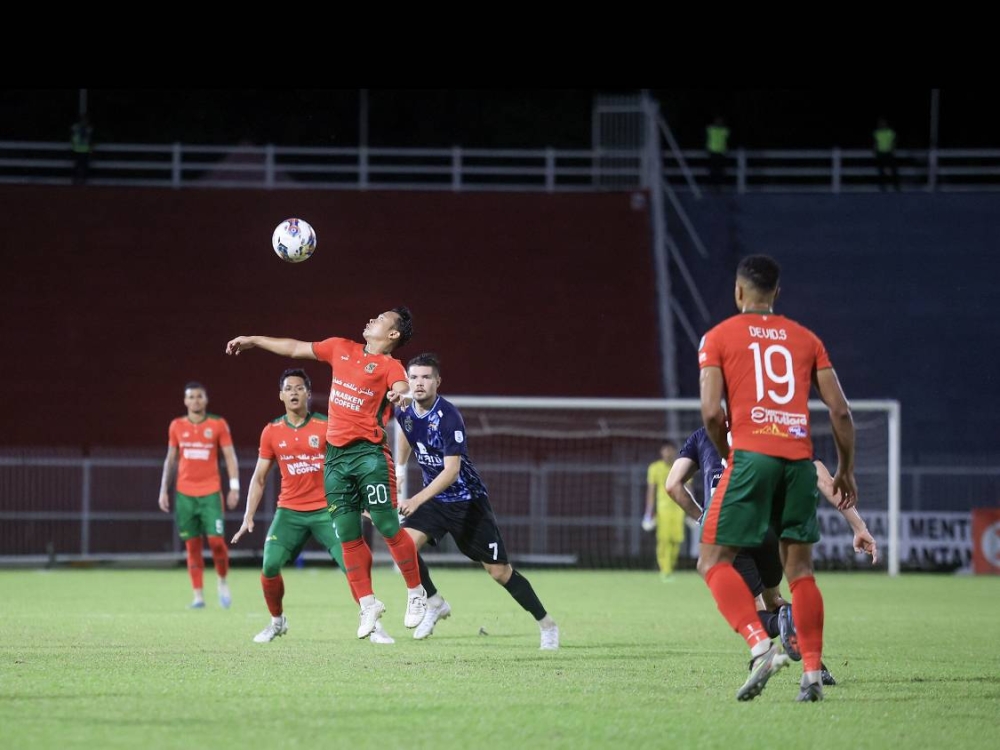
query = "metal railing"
xmin=0 ymin=449 xmax=993 ymax=564
xmin=3 ymin=141 xmax=1000 ymax=192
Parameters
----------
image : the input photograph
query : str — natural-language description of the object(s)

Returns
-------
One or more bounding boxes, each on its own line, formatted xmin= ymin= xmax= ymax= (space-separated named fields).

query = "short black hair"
xmin=280 ymin=368 xmax=311 ymax=391
xmin=407 ymin=352 xmax=441 ymax=375
xmin=661 ymin=439 xmax=677 ymax=450
xmin=184 ymin=381 xmax=206 ymax=394
xmin=736 ymin=254 xmax=781 ymax=293
xmin=390 ymin=306 xmax=414 ymax=350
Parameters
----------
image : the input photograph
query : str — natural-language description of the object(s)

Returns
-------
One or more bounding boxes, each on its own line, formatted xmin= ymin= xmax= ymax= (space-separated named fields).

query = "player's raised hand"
xmin=231 ymin=517 xmax=254 ymax=544
xmin=387 ymin=390 xmax=412 ymax=408
xmin=226 ymin=336 xmax=254 ymax=355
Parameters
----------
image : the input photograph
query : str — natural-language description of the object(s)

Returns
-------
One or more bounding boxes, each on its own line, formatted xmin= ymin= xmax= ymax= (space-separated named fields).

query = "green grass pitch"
xmin=2 ymin=566 xmax=998 ymax=749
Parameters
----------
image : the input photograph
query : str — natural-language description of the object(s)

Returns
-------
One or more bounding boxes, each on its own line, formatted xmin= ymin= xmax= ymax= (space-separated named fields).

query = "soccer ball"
xmin=272 ymin=218 xmax=317 ymax=263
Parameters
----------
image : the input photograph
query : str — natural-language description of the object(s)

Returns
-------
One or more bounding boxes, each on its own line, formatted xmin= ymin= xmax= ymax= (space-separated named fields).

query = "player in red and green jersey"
xmin=225 ymin=307 xmax=427 ymax=640
xmin=231 ymin=368 xmax=394 ymax=645
xmin=158 ymin=382 xmax=241 ymax=609
xmin=698 ymin=254 xmax=857 ymax=703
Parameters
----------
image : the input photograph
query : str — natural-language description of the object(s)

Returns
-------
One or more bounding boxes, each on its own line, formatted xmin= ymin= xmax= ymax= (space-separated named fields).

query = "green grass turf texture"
xmin=2 ymin=566 xmax=998 ymax=749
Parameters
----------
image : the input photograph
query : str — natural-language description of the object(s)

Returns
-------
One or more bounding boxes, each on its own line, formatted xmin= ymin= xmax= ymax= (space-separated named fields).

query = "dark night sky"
xmin=2 ymin=88 xmax=990 ymax=151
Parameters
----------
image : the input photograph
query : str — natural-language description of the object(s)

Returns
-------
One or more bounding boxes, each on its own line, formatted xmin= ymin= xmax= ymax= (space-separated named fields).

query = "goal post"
xmin=395 ymin=397 xmax=902 ymax=575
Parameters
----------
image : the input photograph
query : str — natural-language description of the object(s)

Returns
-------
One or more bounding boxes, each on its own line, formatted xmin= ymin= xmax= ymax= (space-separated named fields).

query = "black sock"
xmin=758 ymin=610 xmax=780 ymax=639
xmin=502 ymin=569 xmax=547 ymax=621
xmin=417 ymin=554 xmax=437 ymax=598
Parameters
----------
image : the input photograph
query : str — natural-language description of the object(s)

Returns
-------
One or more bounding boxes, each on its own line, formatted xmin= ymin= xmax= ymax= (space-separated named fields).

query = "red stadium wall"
xmin=1 ymin=186 xmax=658 ymax=449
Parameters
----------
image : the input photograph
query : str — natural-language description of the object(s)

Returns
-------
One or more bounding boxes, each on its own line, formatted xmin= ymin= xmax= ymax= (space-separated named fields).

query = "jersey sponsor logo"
xmin=287 ymin=460 xmax=321 ymax=475
xmin=308 ymin=435 xmax=320 ymax=448
xmin=330 ymin=387 xmax=364 ymax=412
xmin=750 ymin=406 xmax=807 ymax=426
xmin=414 ymin=441 xmax=444 ymax=467
xmin=182 ymin=448 xmax=211 ymax=460
xmin=789 ymin=425 xmax=807 ymax=438
xmin=751 ymin=423 xmax=788 ymax=437
xmin=365 ymin=362 xmax=377 ymax=373
xmin=454 ymin=430 xmax=464 ymax=443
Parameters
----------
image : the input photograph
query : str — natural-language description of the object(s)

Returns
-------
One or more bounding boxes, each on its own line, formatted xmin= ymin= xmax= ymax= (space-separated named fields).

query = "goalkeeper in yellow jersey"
xmin=642 ymin=440 xmax=686 ymax=580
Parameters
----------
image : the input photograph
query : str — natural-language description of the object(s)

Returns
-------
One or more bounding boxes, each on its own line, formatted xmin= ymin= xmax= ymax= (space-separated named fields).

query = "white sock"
xmin=428 ymin=593 xmax=444 ymax=608
xmin=272 ymin=615 xmax=284 ymax=625
xmin=803 ymin=670 xmax=822 ymax=686
xmin=359 ymin=594 xmax=375 ymax=608
xmin=408 ymin=585 xmax=426 ymax=596
xmin=538 ymin=615 xmax=557 ymax=630
xmin=750 ymin=640 xmax=772 ymax=659
xmin=192 ymin=588 xmax=205 ymax=603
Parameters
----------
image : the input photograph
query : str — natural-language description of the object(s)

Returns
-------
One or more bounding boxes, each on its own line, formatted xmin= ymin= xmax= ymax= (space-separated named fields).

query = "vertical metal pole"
xmin=888 ymin=401 xmax=901 ymax=577
xmin=645 ymin=94 xmax=679 ymax=409
xmin=81 ymin=460 xmax=91 ymax=557
xmin=832 ymin=147 xmax=841 ymax=194
xmin=928 ymin=89 xmax=940 ymax=191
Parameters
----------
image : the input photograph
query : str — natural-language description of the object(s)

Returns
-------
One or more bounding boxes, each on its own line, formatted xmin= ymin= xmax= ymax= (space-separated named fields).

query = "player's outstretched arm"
xmin=399 ymin=455 xmax=460 ymax=517
xmin=814 ymin=459 xmax=877 ymax=563
xmin=814 ymin=367 xmax=857 ymax=509
xmin=232 ymin=457 xmax=272 ymax=543
xmin=158 ymin=446 xmax=178 ymax=512
xmin=699 ymin=367 xmax=730 ymax=461
xmin=221 ymin=444 xmax=240 ymax=510
xmin=226 ymin=336 xmax=316 ymax=359
xmin=665 ymin=457 xmax=703 ymax=522
xmin=642 ymin=472 xmax=657 ymax=529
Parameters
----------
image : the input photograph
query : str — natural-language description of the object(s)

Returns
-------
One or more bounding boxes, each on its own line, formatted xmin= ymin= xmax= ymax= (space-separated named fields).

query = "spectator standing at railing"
xmin=70 ymin=114 xmax=93 ymax=185
xmin=873 ymin=117 xmax=900 ymax=191
xmin=705 ymin=116 xmax=730 ymax=190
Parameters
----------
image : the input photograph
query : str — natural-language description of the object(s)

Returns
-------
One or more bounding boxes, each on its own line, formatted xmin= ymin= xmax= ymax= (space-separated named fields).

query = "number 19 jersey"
xmin=698 ymin=312 xmax=832 ymax=461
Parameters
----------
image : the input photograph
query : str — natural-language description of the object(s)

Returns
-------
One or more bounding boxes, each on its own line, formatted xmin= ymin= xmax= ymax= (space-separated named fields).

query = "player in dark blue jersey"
xmin=394 ymin=353 xmax=560 ymax=650
xmin=665 ymin=426 xmax=878 ymax=685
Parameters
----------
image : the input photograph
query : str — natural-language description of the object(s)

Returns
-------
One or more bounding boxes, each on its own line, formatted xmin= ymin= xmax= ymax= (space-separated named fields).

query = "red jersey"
xmin=698 ymin=312 xmax=832 ymax=461
xmin=258 ymin=412 xmax=328 ymax=512
xmin=168 ymin=414 xmax=233 ymax=496
xmin=311 ymin=337 xmax=407 ymax=448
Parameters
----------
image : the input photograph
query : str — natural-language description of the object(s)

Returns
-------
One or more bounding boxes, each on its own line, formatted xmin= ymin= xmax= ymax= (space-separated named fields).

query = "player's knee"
xmin=368 ymin=508 xmax=400 ymax=539
xmin=484 ymin=562 xmax=512 ymax=584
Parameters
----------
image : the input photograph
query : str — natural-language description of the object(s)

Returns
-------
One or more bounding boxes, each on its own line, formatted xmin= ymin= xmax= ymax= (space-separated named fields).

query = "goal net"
xmin=395 ymin=397 xmax=901 ymax=575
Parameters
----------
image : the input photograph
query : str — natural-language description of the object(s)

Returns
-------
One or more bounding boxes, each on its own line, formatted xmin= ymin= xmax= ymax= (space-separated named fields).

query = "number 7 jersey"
xmin=698 ymin=312 xmax=832 ymax=461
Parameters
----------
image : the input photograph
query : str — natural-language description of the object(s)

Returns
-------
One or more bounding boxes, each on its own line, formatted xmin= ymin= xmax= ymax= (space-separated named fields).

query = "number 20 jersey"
xmin=698 ymin=312 xmax=832 ymax=461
